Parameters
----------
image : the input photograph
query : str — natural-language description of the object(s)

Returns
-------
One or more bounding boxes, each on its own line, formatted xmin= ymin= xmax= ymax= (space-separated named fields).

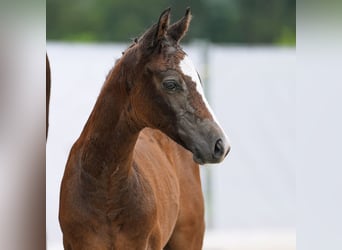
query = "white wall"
xmin=208 ymin=46 xmax=295 ymax=229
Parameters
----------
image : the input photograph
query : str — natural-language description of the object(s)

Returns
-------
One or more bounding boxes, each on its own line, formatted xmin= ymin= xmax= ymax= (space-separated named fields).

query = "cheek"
xmin=136 ymin=88 xmax=176 ymax=128
xmin=186 ymin=81 xmax=212 ymax=120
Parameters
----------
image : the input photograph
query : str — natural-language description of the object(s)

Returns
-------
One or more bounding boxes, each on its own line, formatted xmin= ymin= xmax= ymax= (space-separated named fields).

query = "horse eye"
xmin=163 ymin=80 xmax=178 ymax=91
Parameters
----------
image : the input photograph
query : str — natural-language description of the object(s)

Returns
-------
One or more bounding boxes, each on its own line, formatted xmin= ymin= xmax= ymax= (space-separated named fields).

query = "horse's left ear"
xmin=153 ymin=8 xmax=171 ymax=46
xmin=168 ymin=7 xmax=192 ymax=43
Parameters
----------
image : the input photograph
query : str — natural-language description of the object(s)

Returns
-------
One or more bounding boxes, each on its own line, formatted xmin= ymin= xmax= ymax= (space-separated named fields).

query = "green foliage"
xmin=47 ymin=0 xmax=295 ymax=45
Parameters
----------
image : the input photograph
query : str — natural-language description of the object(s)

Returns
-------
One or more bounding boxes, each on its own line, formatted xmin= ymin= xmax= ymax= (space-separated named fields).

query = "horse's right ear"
xmin=168 ymin=7 xmax=192 ymax=43
xmin=152 ymin=8 xmax=171 ymax=47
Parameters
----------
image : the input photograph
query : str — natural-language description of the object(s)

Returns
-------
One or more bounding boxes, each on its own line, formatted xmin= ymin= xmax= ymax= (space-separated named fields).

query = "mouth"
xmin=193 ymin=150 xmax=206 ymax=165
xmin=170 ymin=135 xmax=207 ymax=165
xmin=192 ymin=147 xmax=216 ymax=165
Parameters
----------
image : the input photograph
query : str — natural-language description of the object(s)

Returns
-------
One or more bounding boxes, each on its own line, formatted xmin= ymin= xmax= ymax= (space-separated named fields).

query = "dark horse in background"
xmin=59 ymin=8 xmax=230 ymax=250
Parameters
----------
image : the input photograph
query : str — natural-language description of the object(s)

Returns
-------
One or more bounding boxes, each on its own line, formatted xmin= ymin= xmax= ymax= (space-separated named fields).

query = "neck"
xmin=79 ymin=60 xmax=141 ymax=181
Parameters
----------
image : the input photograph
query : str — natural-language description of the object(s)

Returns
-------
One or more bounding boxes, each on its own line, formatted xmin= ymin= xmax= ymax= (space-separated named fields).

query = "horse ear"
xmin=153 ymin=8 xmax=171 ymax=46
xmin=168 ymin=7 xmax=192 ymax=43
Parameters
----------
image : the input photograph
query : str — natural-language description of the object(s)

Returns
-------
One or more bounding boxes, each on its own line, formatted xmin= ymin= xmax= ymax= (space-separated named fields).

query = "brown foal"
xmin=59 ymin=8 xmax=230 ymax=250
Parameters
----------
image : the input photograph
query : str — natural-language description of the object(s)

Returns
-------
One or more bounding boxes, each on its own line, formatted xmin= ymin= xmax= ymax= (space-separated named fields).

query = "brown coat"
xmin=59 ymin=8 xmax=229 ymax=250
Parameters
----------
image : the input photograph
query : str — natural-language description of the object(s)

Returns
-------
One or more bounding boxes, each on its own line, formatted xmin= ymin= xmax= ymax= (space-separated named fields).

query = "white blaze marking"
xmin=179 ymin=55 xmax=222 ymax=127
xmin=180 ymin=54 xmax=230 ymax=157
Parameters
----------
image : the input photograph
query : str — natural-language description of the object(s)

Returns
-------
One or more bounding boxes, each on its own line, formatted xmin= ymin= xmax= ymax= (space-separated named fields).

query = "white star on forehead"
xmin=179 ymin=55 xmax=203 ymax=92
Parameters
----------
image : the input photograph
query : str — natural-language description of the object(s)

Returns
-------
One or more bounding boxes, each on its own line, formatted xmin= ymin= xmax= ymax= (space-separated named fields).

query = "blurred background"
xmin=47 ymin=0 xmax=295 ymax=249
xmin=47 ymin=0 xmax=295 ymax=45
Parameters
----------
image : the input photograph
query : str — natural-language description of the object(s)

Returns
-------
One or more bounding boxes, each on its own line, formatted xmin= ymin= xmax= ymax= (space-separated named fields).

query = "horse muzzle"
xmin=177 ymin=118 xmax=231 ymax=165
xmin=192 ymin=131 xmax=230 ymax=165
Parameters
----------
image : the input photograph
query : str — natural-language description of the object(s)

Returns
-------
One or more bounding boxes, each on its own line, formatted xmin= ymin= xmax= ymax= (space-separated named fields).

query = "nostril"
xmin=214 ymin=139 xmax=224 ymax=158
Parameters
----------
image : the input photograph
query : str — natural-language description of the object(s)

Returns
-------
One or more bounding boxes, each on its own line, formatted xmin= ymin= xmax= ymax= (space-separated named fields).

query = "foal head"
xmin=118 ymin=8 xmax=230 ymax=164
